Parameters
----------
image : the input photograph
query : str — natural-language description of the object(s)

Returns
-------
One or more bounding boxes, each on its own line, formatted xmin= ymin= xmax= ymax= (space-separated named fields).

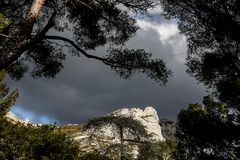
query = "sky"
xmin=6 ymin=8 xmax=207 ymax=124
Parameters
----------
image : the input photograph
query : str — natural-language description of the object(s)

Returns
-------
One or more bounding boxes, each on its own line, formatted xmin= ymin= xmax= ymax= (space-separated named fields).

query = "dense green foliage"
xmin=0 ymin=123 xmax=80 ymax=160
xmin=79 ymin=151 xmax=112 ymax=160
xmin=138 ymin=139 xmax=177 ymax=160
xmin=0 ymin=70 xmax=18 ymax=116
xmin=0 ymin=13 xmax=9 ymax=32
xmin=0 ymin=70 xmax=80 ymax=159
xmin=176 ymin=97 xmax=240 ymax=160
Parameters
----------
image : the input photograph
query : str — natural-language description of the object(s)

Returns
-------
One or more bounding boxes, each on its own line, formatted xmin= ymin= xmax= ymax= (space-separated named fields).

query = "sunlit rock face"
xmin=5 ymin=111 xmax=29 ymax=125
xmin=5 ymin=111 xmax=19 ymax=123
xmin=111 ymin=106 xmax=165 ymax=141
xmin=71 ymin=107 xmax=165 ymax=158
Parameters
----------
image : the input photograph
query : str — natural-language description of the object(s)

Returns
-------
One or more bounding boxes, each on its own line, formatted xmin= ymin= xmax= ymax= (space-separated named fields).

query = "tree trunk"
xmin=120 ymin=127 xmax=124 ymax=160
xmin=0 ymin=0 xmax=46 ymax=69
xmin=25 ymin=0 xmax=46 ymax=33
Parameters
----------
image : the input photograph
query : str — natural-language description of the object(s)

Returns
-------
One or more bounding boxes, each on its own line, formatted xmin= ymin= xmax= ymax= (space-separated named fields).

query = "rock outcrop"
xmin=5 ymin=111 xmax=29 ymax=125
xmin=111 ymin=106 xmax=165 ymax=141
xmin=71 ymin=107 xmax=165 ymax=158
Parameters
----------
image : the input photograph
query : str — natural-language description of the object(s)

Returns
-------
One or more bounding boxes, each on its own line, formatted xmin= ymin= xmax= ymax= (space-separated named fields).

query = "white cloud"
xmin=158 ymin=24 xmax=179 ymax=41
xmin=137 ymin=20 xmax=178 ymax=42
xmin=137 ymin=19 xmax=187 ymax=63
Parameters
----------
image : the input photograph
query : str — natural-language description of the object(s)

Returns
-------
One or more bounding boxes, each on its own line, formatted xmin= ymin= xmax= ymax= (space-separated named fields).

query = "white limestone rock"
xmin=5 ymin=111 xmax=20 ymax=123
xmin=111 ymin=106 xmax=165 ymax=141
xmin=6 ymin=111 xmax=30 ymax=125
xmin=72 ymin=106 xmax=165 ymax=159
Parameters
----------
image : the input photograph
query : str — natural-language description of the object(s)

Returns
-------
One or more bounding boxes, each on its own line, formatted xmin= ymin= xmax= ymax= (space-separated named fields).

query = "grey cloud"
xmin=7 ymin=22 xmax=206 ymax=124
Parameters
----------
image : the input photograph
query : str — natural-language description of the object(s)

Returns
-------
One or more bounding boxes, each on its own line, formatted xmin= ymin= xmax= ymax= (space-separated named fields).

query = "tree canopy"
xmin=159 ymin=1 xmax=240 ymax=159
xmin=176 ymin=96 xmax=240 ymax=160
xmin=138 ymin=139 xmax=177 ymax=160
xmin=0 ymin=0 xmax=171 ymax=84
xmin=160 ymin=0 xmax=240 ymax=109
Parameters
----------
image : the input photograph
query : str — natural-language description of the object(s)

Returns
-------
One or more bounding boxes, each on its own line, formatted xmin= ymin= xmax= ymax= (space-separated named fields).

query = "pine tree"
xmin=176 ymin=97 xmax=240 ymax=160
xmin=0 ymin=69 xmax=18 ymax=116
xmin=86 ymin=115 xmax=149 ymax=160
xmin=0 ymin=0 xmax=170 ymax=84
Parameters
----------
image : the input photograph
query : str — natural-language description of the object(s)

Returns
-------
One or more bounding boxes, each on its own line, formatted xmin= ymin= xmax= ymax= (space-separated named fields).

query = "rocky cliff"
xmin=111 ymin=107 xmax=165 ymax=141
xmin=70 ymin=107 xmax=167 ymax=158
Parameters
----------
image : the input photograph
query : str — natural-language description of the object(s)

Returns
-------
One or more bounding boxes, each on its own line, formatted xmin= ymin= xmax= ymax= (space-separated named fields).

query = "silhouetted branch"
xmin=44 ymin=35 xmax=108 ymax=62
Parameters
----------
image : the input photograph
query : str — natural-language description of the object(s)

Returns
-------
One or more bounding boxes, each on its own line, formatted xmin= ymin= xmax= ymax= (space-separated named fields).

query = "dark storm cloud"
xmin=7 ymin=20 xmax=206 ymax=124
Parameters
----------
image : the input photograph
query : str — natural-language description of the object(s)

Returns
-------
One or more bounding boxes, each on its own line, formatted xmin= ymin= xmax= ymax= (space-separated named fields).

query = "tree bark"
xmin=0 ymin=0 xmax=46 ymax=69
xmin=25 ymin=0 xmax=46 ymax=33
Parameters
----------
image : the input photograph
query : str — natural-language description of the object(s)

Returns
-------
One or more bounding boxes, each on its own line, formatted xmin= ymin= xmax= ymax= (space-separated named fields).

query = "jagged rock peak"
xmin=111 ymin=106 xmax=165 ymax=141
xmin=71 ymin=106 xmax=165 ymax=159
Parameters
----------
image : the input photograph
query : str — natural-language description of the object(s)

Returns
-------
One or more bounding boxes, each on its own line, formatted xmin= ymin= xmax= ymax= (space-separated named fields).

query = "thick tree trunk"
xmin=0 ymin=0 xmax=45 ymax=69
xmin=26 ymin=0 xmax=46 ymax=32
